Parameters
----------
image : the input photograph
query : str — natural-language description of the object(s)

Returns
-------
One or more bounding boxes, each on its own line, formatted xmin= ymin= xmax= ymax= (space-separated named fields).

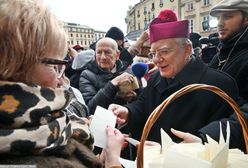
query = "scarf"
xmin=0 ymin=81 xmax=94 ymax=154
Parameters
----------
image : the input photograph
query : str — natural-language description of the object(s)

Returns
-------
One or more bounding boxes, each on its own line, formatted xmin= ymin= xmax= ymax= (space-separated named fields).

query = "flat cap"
xmin=210 ymin=0 xmax=248 ymax=17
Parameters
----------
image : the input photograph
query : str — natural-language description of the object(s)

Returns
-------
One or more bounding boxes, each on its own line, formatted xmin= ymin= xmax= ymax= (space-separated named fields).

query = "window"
xmin=203 ymin=15 xmax=210 ymax=22
xmin=148 ymin=11 xmax=151 ymax=21
xmin=145 ymin=22 xmax=148 ymax=29
xmin=203 ymin=0 xmax=210 ymax=6
xmin=71 ymin=40 xmax=73 ymax=45
xmin=159 ymin=0 xmax=164 ymax=7
xmin=187 ymin=1 xmax=193 ymax=11
xmin=202 ymin=15 xmax=210 ymax=31
xmin=70 ymin=33 xmax=73 ymax=37
xmin=144 ymin=17 xmax=148 ymax=29
xmin=144 ymin=7 xmax=147 ymax=15
xmin=137 ymin=10 xmax=140 ymax=18
xmin=151 ymin=3 xmax=155 ymax=11
xmin=189 ymin=19 xmax=194 ymax=32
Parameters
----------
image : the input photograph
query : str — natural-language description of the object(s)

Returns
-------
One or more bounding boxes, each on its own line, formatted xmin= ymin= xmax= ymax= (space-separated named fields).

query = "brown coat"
xmin=0 ymin=139 xmax=103 ymax=168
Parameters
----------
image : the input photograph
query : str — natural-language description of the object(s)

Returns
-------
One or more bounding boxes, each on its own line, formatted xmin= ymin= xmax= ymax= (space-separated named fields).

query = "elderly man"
xmin=79 ymin=37 xmax=138 ymax=114
xmin=109 ymin=9 xmax=238 ymax=144
xmin=105 ymin=26 xmax=149 ymax=66
xmin=105 ymin=26 xmax=134 ymax=66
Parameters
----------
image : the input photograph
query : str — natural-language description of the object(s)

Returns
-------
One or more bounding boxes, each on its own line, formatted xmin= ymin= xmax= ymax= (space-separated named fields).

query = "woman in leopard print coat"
xmin=0 ymin=0 xmax=124 ymax=167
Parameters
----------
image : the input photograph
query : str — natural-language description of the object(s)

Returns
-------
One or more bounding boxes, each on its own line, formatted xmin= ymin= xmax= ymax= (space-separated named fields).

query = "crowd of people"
xmin=0 ymin=0 xmax=248 ymax=167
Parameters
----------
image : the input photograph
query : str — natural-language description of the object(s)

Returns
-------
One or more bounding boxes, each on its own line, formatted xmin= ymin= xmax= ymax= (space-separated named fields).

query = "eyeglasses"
xmin=148 ymin=46 xmax=171 ymax=60
xmin=40 ymin=58 xmax=68 ymax=78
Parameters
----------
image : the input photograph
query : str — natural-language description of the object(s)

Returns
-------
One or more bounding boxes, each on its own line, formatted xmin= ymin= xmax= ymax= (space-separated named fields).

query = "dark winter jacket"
xmin=199 ymin=103 xmax=248 ymax=153
xmin=125 ymin=56 xmax=238 ymax=144
xmin=119 ymin=48 xmax=134 ymax=66
xmin=79 ymin=60 xmax=129 ymax=114
xmin=201 ymin=27 xmax=248 ymax=153
xmin=209 ymin=27 xmax=248 ymax=102
xmin=70 ymin=67 xmax=88 ymax=89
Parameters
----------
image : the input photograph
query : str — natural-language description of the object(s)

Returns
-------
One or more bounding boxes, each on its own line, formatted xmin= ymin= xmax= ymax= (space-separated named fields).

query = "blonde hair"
xmin=0 ymin=0 xmax=68 ymax=82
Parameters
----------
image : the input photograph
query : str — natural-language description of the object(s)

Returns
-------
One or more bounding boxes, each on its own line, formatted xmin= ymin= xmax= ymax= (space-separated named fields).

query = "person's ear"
xmin=185 ymin=43 xmax=193 ymax=56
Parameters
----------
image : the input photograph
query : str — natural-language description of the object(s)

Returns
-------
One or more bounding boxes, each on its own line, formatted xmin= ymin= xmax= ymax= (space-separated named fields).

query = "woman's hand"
xmin=101 ymin=126 xmax=124 ymax=167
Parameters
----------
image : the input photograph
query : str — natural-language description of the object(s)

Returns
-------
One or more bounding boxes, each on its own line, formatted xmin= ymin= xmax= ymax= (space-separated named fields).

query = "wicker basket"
xmin=136 ymin=84 xmax=248 ymax=168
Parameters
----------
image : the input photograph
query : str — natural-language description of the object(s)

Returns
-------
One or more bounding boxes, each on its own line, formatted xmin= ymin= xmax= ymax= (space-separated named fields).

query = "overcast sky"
xmin=43 ymin=0 xmax=140 ymax=34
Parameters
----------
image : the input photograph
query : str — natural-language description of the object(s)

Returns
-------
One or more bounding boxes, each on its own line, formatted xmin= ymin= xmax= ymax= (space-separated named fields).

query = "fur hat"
xmin=149 ymin=9 xmax=189 ymax=44
xmin=210 ymin=0 xmax=248 ymax=17
xmin=72 ymin=49 xmax=95 ymax=70
xmin=105 ymin=27 xmax=124 ymax=40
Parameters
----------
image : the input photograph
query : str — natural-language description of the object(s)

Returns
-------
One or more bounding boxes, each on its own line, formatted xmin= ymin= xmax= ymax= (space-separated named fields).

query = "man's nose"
xmin=217 ymin=18 xmax=224 ymax=28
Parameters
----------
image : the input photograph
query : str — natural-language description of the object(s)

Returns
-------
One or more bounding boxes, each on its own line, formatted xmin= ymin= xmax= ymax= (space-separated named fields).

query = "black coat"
xmin=79 ymin=60 xmax=128 ymax=114
xmin=201 ymin=27 xmax=248 ymax=153
xmin=125 ymin=56 xmax=238 ymax=143
xmin=209 ymin=27 xmax=248 ymax=102
xmin=199 ymin=103 xmax=248 ymax=153
xmin=119 ymin=48 xmax=134 ymax=66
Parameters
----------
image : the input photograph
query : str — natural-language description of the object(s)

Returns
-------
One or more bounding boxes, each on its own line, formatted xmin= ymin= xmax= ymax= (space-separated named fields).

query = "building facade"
xmin=125 ymin=0 xmax=222 ymax=39
xmin=63 ymin=22 xmax=106 ymax=49
xmin=182 ymin=0 xmax=221 ymax=37
xmin=126 ymin=0 xmax=179 ymax=33
xmin=94 ymin=30 xmax=106 ymax=42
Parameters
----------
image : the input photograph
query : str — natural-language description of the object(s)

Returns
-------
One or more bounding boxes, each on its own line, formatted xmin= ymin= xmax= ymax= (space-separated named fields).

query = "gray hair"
xmin=175 ymin=38 xmax=193 ymax=55
xmin=175 ymin=38 xmax=191 ymax=46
